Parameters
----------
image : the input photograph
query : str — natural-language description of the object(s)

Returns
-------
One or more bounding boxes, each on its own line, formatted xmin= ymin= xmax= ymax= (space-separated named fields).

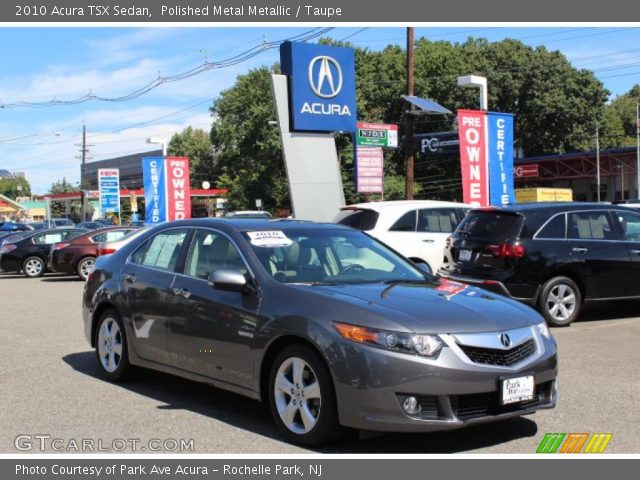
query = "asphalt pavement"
xmin=1 ymin=272 xmax=639 ymax=453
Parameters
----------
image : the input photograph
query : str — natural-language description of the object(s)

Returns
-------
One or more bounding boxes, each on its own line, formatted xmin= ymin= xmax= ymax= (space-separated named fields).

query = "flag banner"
xmin=458 ymin=110 xmax=489 ymax=207
xmin=487 ymin=112 xmax=515 ymax=206
xmin=142 ymin=157 xmax=167 ymax=224
xmin=165 ymin=157 xmax=192 ymax=221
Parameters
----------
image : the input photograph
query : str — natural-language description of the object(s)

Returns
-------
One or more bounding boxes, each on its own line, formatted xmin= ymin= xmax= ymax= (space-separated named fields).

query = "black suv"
xmin=439 ymin=202 xmax=640 ymax=326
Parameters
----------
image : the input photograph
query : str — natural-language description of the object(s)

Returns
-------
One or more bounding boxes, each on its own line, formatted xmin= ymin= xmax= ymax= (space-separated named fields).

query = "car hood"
xmin=301 ymin=279 xmax=540 ymax=334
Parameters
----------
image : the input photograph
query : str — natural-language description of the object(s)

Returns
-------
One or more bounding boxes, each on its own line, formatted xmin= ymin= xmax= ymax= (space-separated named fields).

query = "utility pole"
xmin=596 ymin=124 xmax=601 ymax=202
xmin=75 ymin=123 xmax=93 ymax=221
xmin=405 ymin=27 xmax=415 ymax=200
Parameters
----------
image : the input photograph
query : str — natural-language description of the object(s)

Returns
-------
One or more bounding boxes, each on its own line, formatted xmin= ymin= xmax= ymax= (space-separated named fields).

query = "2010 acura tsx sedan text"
xmin=82 ymin=218 xmax=557 ymax=446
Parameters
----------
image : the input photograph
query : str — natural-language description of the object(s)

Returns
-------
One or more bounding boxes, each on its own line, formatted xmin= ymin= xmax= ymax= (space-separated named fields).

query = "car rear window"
xmin=455 ymin=211 xmax=523 ymax=240
xmin=333 ymin=209 xmax=379 ymax=231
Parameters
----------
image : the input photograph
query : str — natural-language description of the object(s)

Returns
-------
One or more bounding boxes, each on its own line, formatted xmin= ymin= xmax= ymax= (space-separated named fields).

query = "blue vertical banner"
xmin=487 ymin=112 xmax=515 ymax=206
xmin=142 ymin=157 xmax=167 ymax=224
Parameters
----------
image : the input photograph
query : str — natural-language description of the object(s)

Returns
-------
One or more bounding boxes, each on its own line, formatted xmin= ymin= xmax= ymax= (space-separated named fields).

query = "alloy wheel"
xmin=79 ymin=258 xmax=95 ymax=280
xmin=546 ymin=283 xmax=576 ymax=322
xmin=273 ymin=357 xmax=322 ymax=434
xmin=24 ymin=258 xmax=43 ymax=276
xmin=97 ymin=317 xmax=123 ymax=373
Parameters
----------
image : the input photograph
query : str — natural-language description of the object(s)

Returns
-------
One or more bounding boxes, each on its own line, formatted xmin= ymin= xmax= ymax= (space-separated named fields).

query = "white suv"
xmin=333 ymin=200 xmax=471 ymax=272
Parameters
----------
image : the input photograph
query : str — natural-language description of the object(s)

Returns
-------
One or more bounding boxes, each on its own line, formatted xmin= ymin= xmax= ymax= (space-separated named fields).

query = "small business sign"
xmin=98 ymin=168 xmax=120 ymax=214
xmin=356 ymin=147 xmax=384 ymax=193
xmin=356 ymin=122 xmax=398 ymax=148
xmin=417 ymin=131 xmax=460 ymax=155
xmin=280 ymin=41 xmax=357 ymax=133
xmin=142 ymin=157 xmax=192 ymax=224
xmin=515 ymin=164 xmax=539 ymax=178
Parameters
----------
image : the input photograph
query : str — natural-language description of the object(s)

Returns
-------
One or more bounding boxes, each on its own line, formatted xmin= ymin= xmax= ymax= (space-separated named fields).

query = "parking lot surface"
xmin=1 ymin=272 xmax=639 ymax=453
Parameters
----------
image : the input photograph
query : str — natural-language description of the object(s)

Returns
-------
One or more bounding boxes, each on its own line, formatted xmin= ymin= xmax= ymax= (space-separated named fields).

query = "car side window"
xmin=536 ymin=214 xmax=566 ymax=239
xmin=34 ymin=232 xmax=64 ymax=244
xmin=417 ymin=208 xmax=458 ymax=233
xmin=185 ymin=230 xmax=248 ymax=280
xmin=568 ymin=212 xmax=614 ymax=240
xmin=614 ymin=211 xmax=640 ymax=241
xmin=130 ymin=229 xmax=188 ymax=272
xmin=389 ymin=210 xmax=417 ymax=232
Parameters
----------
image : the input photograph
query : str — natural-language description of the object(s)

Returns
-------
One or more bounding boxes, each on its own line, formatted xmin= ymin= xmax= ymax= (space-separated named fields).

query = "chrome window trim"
xmin=533 ymin=211 xmax=568 ymax=240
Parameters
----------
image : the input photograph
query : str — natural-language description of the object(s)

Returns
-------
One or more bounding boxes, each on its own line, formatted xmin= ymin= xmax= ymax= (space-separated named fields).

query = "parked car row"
xmin=0 ymin=226 xmax=141 ymax=279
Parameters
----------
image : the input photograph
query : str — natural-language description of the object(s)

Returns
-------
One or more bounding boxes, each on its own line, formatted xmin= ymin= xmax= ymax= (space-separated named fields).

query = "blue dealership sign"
xmin=142 ymin=157 xmax=167 ymax=224
xmin=280 ymin=41 xmax=357 ymax=132
xmin=487 ymin=112 xmax=515 ymax=206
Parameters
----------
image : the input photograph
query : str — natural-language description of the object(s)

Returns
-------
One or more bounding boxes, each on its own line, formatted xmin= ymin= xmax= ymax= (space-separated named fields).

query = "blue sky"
xmin=0 ymin=26 xmax=639 ymax=194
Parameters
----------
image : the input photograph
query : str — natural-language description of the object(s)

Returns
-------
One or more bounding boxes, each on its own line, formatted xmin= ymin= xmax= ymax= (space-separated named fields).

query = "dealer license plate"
xmin=501 ymin=375 xmax=535 ymax=405
xmin=459 ymin=249 xmax=472 ymax=262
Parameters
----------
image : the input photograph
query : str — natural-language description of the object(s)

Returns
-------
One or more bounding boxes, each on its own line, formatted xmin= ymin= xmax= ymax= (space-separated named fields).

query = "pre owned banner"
xmin=165 ymin=157 xmax=192 ymax=221
xmin=458 ymin=110 xmax=489 ymax=207
xmin=487 ymin=113 xmax=515 ymax=206
xmin=142 ymin=157 xmax=167 ymax=224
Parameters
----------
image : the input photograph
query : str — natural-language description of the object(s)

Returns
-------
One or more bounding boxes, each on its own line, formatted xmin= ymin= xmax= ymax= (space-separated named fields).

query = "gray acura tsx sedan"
xmin=82 ymin=218 xmax=557 ymax=446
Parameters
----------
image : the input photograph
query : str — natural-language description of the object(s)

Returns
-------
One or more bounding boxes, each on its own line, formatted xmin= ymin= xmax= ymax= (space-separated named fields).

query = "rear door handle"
xmin=630 ymin=249 xmax=640 ymax=255
xmin=422 ymin=239 xmax=435 ymax=243
xmin=572 ymin=247 xmax=588 ymax=253
xmin=122 ymin=273 xmax=137 ymax=283
xmin=171 ymin=288 xmax=191 ymax=299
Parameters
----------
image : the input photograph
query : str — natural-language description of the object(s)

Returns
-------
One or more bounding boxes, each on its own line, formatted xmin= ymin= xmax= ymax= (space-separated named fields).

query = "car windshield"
xmin=243 ymin=228 xmax=429 ymax=285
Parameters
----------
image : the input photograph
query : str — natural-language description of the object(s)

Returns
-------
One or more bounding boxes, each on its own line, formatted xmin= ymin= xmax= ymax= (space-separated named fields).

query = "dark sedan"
xmin=49 ymin=226 xmax=137 ymax=280
xmin=83 ymin=219 xmax=557 ymax=446
xmin=1 ymin=228 xmax=88 ymax=277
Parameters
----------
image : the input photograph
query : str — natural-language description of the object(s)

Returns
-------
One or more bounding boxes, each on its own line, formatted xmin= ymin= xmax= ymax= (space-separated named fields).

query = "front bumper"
xmin=331 ymin=327 xmax=557 ymax=432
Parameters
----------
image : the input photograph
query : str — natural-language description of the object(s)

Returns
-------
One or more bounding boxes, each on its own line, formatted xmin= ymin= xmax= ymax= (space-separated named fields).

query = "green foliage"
xmin=0 ymin=176 xmax=31 ymax=199
xmin=48 ymin=177 xmax=78 ymax=194
xmin=167 ymin=126 xmax=215 ymax=188
xmin=601 ymin=84 xmax=640 ymax=149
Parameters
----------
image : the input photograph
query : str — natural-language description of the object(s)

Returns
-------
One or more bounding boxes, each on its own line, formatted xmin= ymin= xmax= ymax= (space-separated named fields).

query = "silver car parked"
xmin=82 ymin=219 xmax=557 ymax=446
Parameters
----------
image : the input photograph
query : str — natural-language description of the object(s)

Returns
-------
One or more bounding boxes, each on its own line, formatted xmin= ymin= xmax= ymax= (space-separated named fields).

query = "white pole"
xmin=596 ymin=125 xmax=601 ymax=202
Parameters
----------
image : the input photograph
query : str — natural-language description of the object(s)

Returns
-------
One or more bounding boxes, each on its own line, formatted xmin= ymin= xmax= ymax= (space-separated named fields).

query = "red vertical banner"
xmin=165 ymin=157 xmax=191 ymax=220
xmin=458 ymin=110 xmax=489 ymax=207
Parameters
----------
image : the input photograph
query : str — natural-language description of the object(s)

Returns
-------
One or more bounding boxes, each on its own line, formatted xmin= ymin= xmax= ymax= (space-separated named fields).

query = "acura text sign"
xmin=98 ymin=168 xmax=120 ymax=214
xmin=280 ymin=41 xmax=357 ymax=132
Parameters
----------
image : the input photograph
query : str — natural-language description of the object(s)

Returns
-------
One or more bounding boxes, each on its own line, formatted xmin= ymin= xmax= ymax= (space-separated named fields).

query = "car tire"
xmin=268 ymin=344 xmax=343 ymax=446
xmin=22 ymin=256 xmax=46 ymax=278
xmin=77 ymin=256 xmax=96 ymax=281
xmin=94 ymin=309 xmax=133 ymax=381
xmin=539 ymin=276 xmax=582 ymax=327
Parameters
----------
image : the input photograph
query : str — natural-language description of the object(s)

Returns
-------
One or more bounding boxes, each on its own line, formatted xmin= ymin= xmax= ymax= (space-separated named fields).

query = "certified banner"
xmin=142 ymin=157 xmax=167 ymax=224
xmin=487 ymin=112 xmax=515 ymax=206
xmin=457 ymin=110 xmax=489 ymax=207
xmin=165 ymin=157 xmax=192 ymax=221
xmin=98 ymin=168 xmax=120 ymax=214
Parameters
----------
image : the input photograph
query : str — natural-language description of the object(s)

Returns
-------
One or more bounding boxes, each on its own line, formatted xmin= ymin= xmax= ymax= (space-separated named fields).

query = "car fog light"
xmin=402 ymin=396 xmax=421 ymax=415
xmin=536 ymin=322 xmax=551 ymax=339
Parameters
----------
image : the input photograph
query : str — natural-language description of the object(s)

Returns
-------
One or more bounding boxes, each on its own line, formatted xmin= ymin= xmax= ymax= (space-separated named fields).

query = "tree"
xmin=210 ymin=65 xmax=288 ymax=211
xmin=48 ymin=178 xmax=78 ymax=194
xmin=167 ymin=126 xmax=215 ymax=188
xmin=601 ymin=84 xmax=640 ymax=149
xmin=0 ymin=176 xmax=31 ymax=199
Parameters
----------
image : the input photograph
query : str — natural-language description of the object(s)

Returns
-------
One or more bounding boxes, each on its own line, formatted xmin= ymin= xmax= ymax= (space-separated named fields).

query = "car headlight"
xmin=332 ymin=321 xmax=443 ymax=357
xmin=536 ymin=321 xmax=551 ymax=339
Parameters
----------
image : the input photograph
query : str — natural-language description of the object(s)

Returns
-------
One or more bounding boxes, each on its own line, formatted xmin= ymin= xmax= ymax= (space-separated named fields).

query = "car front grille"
xmin=458 ymin=338 xmax=536 ymax=366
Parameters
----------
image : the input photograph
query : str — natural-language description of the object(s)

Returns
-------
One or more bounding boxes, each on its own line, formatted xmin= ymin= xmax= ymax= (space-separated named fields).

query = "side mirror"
xmin=207 ymin=269 xmax=248 ymax=293
xmin=414 ymin=262 xmax=432 ymax=275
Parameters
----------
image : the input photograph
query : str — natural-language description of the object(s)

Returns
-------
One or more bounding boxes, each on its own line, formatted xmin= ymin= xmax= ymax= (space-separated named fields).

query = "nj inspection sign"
xmin=356 ymin=122 xmax=398 ymax=148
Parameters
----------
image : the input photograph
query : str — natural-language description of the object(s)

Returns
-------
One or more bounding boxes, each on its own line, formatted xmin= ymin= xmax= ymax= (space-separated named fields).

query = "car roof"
xmin=471 ymin=202 xmax=631 ymax=214
xmin=343 ymin=200 xmax=472 ymax=212
xmin=147 ymin=218 xmax=353 ymax=233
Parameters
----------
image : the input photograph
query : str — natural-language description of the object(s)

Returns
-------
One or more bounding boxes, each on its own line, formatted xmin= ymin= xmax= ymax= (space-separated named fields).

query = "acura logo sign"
xmin=308 ymin=56 xmax=343 ymax=98
xmin=500 ymin=333 xmax=511 ymax=348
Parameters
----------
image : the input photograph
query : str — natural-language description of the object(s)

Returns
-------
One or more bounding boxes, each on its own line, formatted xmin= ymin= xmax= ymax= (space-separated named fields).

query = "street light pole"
xmin=636 ymin=97 xmax=639 ymax=199
xmin=146 ymin=137 xmax=168 ymax=156
xmin=596 ymin=125 xmax=601 ymax=202
xmin=457 ymin=75 xmax=488 ymax=111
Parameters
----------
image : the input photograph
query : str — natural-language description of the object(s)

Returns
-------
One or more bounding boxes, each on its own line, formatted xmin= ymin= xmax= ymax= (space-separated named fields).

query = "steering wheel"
xmin=339 ymin=264 xmax=365 ymax=275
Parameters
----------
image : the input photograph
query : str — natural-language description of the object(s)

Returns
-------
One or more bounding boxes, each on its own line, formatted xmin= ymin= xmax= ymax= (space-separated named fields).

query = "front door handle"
xmin=572 ymin=247 xmax=588 ymax=253
xmin=422 ymin=239 xmax=435 ymax=243
xmin=171 ymin=288 xmax=191 ymax=299
xmin=630 ymin=249 xmax=640 ymax=255
xmin=122 ymin=273 xmax=137 ymax=283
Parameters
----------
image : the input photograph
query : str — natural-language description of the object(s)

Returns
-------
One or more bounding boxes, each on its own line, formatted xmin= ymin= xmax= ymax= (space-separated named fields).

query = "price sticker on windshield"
xmin=248 ymin=231 xmax=293 ymax=248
